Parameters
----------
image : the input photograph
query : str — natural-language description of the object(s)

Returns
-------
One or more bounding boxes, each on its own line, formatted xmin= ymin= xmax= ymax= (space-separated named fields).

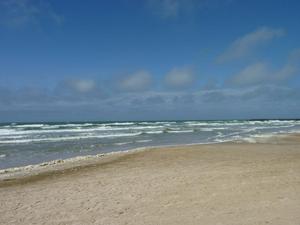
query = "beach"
xmin=1 ymin=0 xmax=300 ymax=224
xmin=0 ymin=134 xmax=300 ymax=225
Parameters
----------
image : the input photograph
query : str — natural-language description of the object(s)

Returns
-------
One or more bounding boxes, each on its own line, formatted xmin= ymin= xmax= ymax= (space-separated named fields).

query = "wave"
xmin=11 ymin=124 xmax=45 ymax=128
xmin=40 ymin=123 xmax=95 ymax=129
xmin=114 ymin=142 xmax=133 ymax=146
xmin=184 ymin=120 xmax=300 ymax=127
xmin=0 ymin=132 xmax=143 ymax=144
xmin=145 ymin=131 xmax=164 ymax=134
xmin=105 ymin=122 xmax=135 ymax=126
xmin=211 ymin=130 xmax=300 ymax=144
xmin=0 ymin=135 xmax=28 ymax=141
xmin=167 ymin=130 xmax=194 ymax=133
xmin=0 ymin=125 xmax=167 ymax=136
xmin=136 ymin=139 xmax=152 ymax=143
xmin=0 ymin=129 xmax=16 ymax=135
xmin=200 ymin=127 xmax=227 ymax=131
xmin=1 ymin=120 xmax=300 ymax=146
xmin=110 ymin=140 xmax=153 ymax=146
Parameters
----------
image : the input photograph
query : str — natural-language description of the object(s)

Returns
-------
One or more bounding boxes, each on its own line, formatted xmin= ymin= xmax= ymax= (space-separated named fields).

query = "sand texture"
xmin=1 ymin=136 xmax=300 ymax=224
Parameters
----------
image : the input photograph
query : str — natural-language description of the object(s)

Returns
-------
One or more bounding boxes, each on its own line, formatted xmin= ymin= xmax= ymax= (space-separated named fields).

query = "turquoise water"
xmin=0 ymin=120 xmax=300 ymax=169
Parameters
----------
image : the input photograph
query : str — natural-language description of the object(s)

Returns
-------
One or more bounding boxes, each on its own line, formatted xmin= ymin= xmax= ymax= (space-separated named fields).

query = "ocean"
xmin=0 ymin=120 xmax=300 ymax=169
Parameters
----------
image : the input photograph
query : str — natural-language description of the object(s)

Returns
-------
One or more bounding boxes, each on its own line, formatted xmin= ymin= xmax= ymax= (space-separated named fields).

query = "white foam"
xmin=0 ymin=132 xmax=143 ymax=144
xmin=0 ymin=135 xmax=28 ymax=140
xmin=250 ymin=133 xmax=278 ymax=139
xmin=40 ymin=123 xmax=95 ymax=129
xmin=0 ymin=129 xmax=18 ymax=135
xmin=184 ymin=122 xmax=210 ymax=126
xmin=105 ymin=122 xmax=135 ymax=126
xmin=0 ymin=125 xmax=167 ymax=136
xmin=145 ymin=131 xmax=164 ymax=134
xmin=200 ymin=128 xmax=218 ymax=131
xmin=136 ymin=139 xmax=152 ymax=143
xmin=13 ymin=124 xmax=45 ymax=128
xmin=212 ymin=138 xmax=231 ymax=143
xmin=167 ymin=130 xmax=194 ymax=133
xmin=138 ymin=122 xmax=156 ymax=125
xmin=114 ymin=142 xmax=133 ymax=146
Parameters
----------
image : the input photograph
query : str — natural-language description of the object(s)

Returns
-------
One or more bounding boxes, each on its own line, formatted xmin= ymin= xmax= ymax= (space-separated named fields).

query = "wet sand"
xmin=1 ymin=135 xmax=300 ymax=225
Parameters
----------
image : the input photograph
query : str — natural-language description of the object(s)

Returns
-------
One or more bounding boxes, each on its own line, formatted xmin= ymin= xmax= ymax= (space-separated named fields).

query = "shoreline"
xmin=0 ymin=132 xmax=299 ymax=186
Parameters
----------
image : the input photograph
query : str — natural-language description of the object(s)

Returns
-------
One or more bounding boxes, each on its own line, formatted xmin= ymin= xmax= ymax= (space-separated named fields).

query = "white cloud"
xmin=66 ymin=79 xmax=96 ymax=93
xmin=229 ymin=61 xmax=297 ymax=87
xmin=165 ymin=67 xmax=195 ymax=88
xmin=0 ymin=0 xmax=63 ymax=27
xmin=217 ymin=27 xmax=285 ymax=63
xmin=118 ymin=71 xmax=152 ymax=92
xmin=230 ymin=63 xmax=269 ymax=86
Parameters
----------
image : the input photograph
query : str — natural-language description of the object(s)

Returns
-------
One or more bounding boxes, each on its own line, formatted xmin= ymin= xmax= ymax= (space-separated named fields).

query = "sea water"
xmin=0 ymin=120 xmax=300 ymax=169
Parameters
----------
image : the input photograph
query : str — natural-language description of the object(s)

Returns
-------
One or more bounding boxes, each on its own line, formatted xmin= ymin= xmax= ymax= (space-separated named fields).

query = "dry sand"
xmin=1 ymin=135 xmax=300 ymax=225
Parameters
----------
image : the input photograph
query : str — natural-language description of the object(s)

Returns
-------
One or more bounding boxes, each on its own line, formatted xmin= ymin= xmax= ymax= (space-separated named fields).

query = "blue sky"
xmin=0 ymin=0 xmax=300 ymax=122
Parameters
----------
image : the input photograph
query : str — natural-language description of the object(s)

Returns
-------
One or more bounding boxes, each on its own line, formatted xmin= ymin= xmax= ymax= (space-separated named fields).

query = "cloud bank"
xmin=1 ymin=83 xmax=300 ymax=122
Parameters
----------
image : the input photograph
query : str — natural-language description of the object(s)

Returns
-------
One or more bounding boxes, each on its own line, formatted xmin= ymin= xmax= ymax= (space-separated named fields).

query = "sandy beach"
xmin=1 ymin=135 xmax=300 ymax=225
xmin=2 ymin=0 xmax=300 ymax=223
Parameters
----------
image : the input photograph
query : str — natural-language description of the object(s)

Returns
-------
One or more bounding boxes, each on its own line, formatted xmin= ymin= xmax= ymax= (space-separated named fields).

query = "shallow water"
xmin=0 ymin=120 xmax=300 ymax=169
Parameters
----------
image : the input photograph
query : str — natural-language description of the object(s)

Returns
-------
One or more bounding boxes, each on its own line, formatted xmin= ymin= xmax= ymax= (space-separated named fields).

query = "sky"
xmin=0 ymin=0 xmax=300 ymax=122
